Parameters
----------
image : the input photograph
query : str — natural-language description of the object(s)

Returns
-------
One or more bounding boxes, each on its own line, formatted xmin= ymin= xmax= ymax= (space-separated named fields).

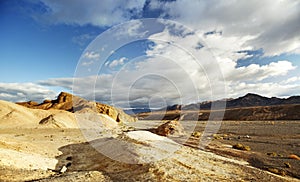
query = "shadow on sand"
xmin=54 ymin=138 xmax=152 ymax=181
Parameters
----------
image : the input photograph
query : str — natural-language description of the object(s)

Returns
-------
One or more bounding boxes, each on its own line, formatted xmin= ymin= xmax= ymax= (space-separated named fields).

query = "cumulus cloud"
xmin=150 ymin=0 xmax=300 ymax=56
xmin=35 ymin=0 xmax=300 ymax=56
xmin=220 ymin=60 xmax=296 ymax=82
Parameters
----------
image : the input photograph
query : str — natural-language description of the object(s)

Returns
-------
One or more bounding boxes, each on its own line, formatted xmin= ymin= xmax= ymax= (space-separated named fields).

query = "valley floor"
xmin=0 ymin=121 xmax=299 ymax=181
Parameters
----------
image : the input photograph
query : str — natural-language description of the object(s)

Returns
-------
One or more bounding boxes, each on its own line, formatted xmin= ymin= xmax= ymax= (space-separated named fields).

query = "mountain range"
xmin=137 ymin=93 xmax=300 ymax=121
xmin=168 ymin=93 xmax=300 ymax=111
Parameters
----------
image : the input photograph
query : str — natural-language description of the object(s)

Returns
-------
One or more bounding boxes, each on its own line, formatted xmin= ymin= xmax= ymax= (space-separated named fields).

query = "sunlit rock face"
xmin=17 ymin=92 xmax=137 ymax=123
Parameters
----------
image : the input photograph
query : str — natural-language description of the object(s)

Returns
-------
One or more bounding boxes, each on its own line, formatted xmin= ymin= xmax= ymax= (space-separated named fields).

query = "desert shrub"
xmin=213 ymin=134 xmax=223 ymax=140
xmin=267 ymin=152 xmax=277 ymax=157
xmin=191 ymin=131 xmax=201 ymax=138
xmin=232 ymin=143 xmax=251 ymax=151
xmin=284 ymin=162 xmax=291 ymax=168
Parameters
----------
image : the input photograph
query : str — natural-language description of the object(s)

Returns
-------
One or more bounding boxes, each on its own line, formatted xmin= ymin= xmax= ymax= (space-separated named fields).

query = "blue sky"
xmin=0 ymin=0 xmax=299 ymax=108
xmin=0 ymin=0 xmax=102 ymax=82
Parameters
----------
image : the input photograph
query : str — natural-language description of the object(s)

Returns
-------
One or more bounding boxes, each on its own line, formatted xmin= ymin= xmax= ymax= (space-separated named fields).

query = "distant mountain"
xmin=225 ymin=93 xmax=300 ymax=108
xmin=138 ymin=104 xmax=300 ymax=121
xmin=137 ymin=93 xmax=300 ymax=120
xmin=165 ymin=93 xmax=300 ymax=111
xmin=124 ymin=108 xmax=152 ymax=115
xmin=129 ymin=105 xmax=182 ymax=114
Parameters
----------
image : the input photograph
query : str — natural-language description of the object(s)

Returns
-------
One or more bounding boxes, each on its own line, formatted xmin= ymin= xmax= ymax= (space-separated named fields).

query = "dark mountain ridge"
xmin=166 ymin=93 xmax=300 ymax=111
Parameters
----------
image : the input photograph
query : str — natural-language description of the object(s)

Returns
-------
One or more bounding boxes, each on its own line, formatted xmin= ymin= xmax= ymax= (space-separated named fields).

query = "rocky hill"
xmin=17 ymin=92 xmax=136 ymax=123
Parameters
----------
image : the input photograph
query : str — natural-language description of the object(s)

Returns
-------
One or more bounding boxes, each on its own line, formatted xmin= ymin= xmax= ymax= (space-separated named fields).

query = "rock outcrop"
xmin=17 ymin=92 xmax=136 ymax=123
xmin=150 ymin=120 xmax=185 ymax=137
xmin=17 ymin=92 xmax=74 ymax=111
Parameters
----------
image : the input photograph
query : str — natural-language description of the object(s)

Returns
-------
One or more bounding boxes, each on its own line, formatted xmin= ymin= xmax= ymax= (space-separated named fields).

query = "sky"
xmin=0 ymin=0 xmax=300 ymax=109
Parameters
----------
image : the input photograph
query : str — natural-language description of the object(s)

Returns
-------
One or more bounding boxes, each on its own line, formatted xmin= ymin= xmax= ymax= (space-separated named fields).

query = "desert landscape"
xmin=0 ymin=92 xmax=299 ymax=181
xmin=1 ymin=1 xmax=300 ymax=181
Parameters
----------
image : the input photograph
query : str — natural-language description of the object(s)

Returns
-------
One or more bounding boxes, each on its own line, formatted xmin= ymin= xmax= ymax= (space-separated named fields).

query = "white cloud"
xmin=199 ymin=33 xmax=255 ymax=62
xmin=119 ymin=20 xmax=148 ymax=38
xmin=150 ymin=0 xmax=300 ymax=56
xmin=140 ymin=24 xmax=298 ymax=103
xmin=227 ymin=81 xmax=300 ymax=99
xmin=82 ymin=60 xmax=94 ymax=66
xmin=83 ymin=51 xmax=100 ymax=59
xmin=107 ymin=57 xmax=127 ymax=69
xmin=281 ymin=76 xmax=300 ymax=84
xmin=0 ymin=82 xmax=57 ymax=102
xmin=221 ymin=60 xmax=296 ymax=82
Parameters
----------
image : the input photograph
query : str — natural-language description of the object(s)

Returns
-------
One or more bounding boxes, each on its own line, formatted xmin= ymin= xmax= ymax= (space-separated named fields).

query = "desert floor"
xmin=0 ymin=121 xmax=299 ymax=181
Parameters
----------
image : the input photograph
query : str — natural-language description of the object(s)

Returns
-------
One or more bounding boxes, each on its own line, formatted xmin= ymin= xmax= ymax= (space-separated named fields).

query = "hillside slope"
xmin=0 ymin=100 xmax=78 ymax=128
